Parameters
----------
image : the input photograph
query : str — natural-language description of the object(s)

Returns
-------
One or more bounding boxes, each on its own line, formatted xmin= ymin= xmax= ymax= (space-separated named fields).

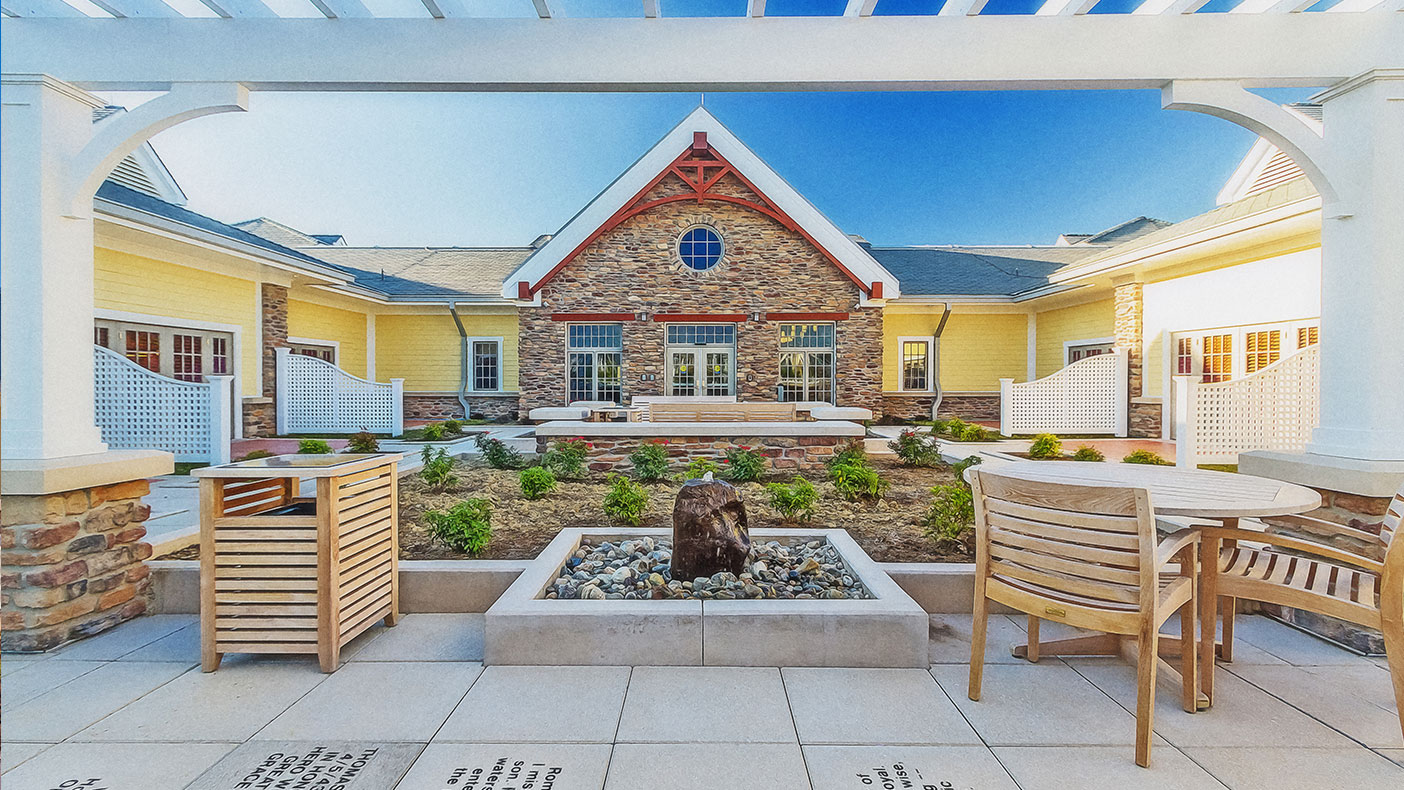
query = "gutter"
xmin=931 ymin=303 xmax=952 ymax=422
xmin=447 ymin=302 xmax=471 ymax=420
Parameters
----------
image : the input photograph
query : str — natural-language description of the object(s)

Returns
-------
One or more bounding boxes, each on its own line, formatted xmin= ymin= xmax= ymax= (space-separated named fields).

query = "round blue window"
xmin=677 ymin=226 xmax=723 ymax=271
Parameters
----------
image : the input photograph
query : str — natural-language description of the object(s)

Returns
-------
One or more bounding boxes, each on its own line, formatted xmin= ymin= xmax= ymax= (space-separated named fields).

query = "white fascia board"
xmin=128 ymin=143 xmax=188 ymax=206
xmin=94 ymin=200 xmax=353 ymax=285
xmin=1216 ymin=137 xmax=1277 ymax=206
xmin=304 ymin=282 xmax=519 ymax=307
xmin=499 ymin=107 xmax=900 ymax=301
xmin=1048 ymin=195 xmax=1321 ymax=285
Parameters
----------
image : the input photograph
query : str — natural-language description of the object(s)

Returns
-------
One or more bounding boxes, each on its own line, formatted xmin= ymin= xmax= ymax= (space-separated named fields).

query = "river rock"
xmin=671 ymin=475 xmax=750 ymax=580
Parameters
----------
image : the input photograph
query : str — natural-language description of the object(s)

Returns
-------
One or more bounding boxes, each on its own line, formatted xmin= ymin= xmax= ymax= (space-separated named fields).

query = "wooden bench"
xmin=647 ymin=402 xmax=797 ymax=423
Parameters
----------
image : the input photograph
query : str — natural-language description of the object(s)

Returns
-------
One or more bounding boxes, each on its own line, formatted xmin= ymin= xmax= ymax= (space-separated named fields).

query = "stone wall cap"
xmin=534 ymin=420 xmax=866 ymax=437
xmin=1240 ymin=451 xmax=1404 ymax=499
xmin=2 ymin=450 xmax=173 ymax=496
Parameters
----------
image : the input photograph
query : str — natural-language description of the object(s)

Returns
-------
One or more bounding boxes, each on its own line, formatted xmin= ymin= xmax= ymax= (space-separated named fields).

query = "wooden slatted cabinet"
xmin=194 ymin=453 xmax=402 ymax=673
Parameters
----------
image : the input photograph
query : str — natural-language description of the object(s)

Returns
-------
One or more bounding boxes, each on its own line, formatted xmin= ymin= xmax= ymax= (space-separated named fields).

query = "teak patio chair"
xmin=967 ymin=470 xmax=1199 ymax=768
xmin=1200 ymin=481 xmax=1403 ymax=738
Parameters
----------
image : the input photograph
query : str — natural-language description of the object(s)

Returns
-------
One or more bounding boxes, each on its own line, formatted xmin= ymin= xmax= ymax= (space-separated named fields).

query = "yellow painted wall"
xmin=94 ymin=247 xmax=261 ymax=397
xmin=376 ymin=312 xmax=520 ymax=392
xmin=1033 ymin=299 xmax=1115 ymax=378
xmin=883 ymin=309 xmax=1028 ymax=392
xmin=288 ymin=299 xmax=369 ymax=378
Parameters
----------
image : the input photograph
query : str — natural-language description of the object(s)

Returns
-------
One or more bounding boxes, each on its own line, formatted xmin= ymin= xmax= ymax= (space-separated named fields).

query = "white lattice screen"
xmin=276 ymin=348 xmax=404 ymax=436
xmin=1175 ymin=345 xmax=1319 ymax=467
xmin=93 ymin=346 xmax=232 ymax=463
xmin=1000 ymin=349 xmax=1128 ymax=437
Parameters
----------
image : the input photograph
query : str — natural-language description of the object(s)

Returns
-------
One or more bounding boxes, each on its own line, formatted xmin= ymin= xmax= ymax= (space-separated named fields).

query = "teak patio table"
xmin=973 ymin=461 xmax=1320 ymax=708
xmin=193 ymin=453 xmax=403 ymax=673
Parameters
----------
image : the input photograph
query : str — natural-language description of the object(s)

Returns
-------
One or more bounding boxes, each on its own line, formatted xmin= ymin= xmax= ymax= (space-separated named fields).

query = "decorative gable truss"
xmin=502 ymin=107 xmax=899 ymax=303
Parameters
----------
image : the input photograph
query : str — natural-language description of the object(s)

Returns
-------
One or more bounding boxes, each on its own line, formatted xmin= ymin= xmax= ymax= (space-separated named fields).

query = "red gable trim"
xmin=550 ymin=312 xmax=636 ymax=322
xmin=764 ymin=312 xmax=849 ymax=322
xmin=652 ymin=313 xmax=747 ymax=323
xmin=524 ymin=141 xmax=873 ymax=298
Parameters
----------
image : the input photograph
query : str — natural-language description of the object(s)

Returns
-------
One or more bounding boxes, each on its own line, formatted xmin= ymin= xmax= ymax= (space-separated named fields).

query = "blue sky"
xmin=132 ymin=87 xmax=1314 ymax=248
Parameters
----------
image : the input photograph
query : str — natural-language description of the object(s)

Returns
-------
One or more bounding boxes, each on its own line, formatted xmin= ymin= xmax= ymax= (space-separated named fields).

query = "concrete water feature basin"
xmin=484 ymin=527 xmax=928 ymax=667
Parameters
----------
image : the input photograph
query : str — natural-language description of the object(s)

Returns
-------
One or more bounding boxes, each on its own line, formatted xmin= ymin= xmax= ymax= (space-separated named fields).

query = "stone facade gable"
xmin=518 ymin=172 xmax=883 ymax=414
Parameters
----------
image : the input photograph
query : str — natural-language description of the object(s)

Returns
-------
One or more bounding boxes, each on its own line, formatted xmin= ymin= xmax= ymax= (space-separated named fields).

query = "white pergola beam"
xmin=309 ymin=0 xmax=372 ymax=18
xmin=419 ymin=0 xmax=467 ymax=17
xmin=1262 ymin=0 xmax=1316 ymax=10
xmin=531 ymin=0 xmax=550 ymax=17
xmin=1134 ymin=0 xmax=1212 ymax=13
xmin=644 ymin=0 xmax=658 ymax=18
xmin=1036 ymin=0 xmax=1099 ymax=14
xmin=939 ymin=0 xmax=990 ymax=15
xmin=88 ymin=0 xmax=181 ymax=17
xmin=2 ymin=17 xmax=1398 ymax=91
xmin=198 ymin=0 xmax=276 ymax=17
xmin=1326 ymin=0 xmax=1386 ymax=10
xmin=1 ymin=0 xmax=86 ymax=16
xmin=844 ymin=0 xmax=879 ymax=16
xmin=747 ymin=0 xmax=765 ymax=16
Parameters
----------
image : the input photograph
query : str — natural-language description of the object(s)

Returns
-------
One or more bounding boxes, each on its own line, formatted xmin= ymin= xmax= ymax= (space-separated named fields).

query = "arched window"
xmin=677 ymin=226 xmax=723 ymax=271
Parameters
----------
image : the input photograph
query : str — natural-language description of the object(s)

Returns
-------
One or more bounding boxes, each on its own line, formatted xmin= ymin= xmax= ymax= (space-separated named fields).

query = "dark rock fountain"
xmin=670 ymin=473 xmax=750 ymax=580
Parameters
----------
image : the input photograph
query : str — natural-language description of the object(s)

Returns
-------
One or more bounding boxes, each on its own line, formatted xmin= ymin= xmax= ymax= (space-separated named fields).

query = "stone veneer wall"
xmin=1 ymin=480 xmax=154 ymax=652
xmin=242 ymin=397 xmax=276 ymax=438
xmin=517 ymin=172 xmax=883 ymax=417
xmin=880 ymin=395 xmax=1001 ymax=423
xmin=404 ymin=394 xmax=521 ymax=423
xmin=1113 ymin=280 xmax=1160 ymax=438
xmin=250 ymin=283 xmax=290 ymax=438
xmin=544 ymin=434 xmax=847 ymax=474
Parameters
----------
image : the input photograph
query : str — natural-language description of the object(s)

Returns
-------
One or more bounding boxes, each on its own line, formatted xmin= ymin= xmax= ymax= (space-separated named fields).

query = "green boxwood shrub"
xmin=628 ymin=440 xmax=671 ymax=482
xmin=681 ymin=456 xmax=721 ymax=481
xmin=297 ymin=438 xmax=332 ymax=454
xmin=766 ymin=476 xmax=818 ymax=523
xmin=425 ymin=499 xmax=492 ymax=555
xmin=602 ymin=474 xmax=649 ymax=526
xmin=924 ymin=483 xmax=975 ymax=544
xmin=440 ymin=419 xmax=464 ymax=436
xmin=347 ymin=430 xmax=380 ymax=454
xmin=542 ymin=437 xmax=590 ymax=479
xmin=1072 ymin=445 xmax=1106 ymax=462
xmin=723 ymin=446 xmax=766 ymax=483
xmin=421 ymin=423 xmax=446 ymax=441
xmin=519 ymin=466 xmax=557 ymax=500
xmin=1027 ymin=433 xmax=1064 ymax=460
xmin=1123 ymin=449 xmax=1173 ymax=466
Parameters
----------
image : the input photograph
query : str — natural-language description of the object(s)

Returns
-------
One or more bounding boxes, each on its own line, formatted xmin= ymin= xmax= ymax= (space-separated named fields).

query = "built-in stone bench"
xmin=534 ymin=420 xmax=865 ymax=472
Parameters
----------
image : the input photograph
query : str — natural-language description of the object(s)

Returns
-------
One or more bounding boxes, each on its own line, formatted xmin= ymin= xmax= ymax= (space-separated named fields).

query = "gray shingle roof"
xmin=232 ymin=217 xmax=335 ymax=250
xmin=303 ymin=247 xmax=534 ymax=299
xmin=865 ymin=245 xmax=1099 ymax=297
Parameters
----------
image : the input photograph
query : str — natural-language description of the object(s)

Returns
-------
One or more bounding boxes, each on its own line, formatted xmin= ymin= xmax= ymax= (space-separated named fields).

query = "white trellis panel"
xmin=276 ymin=347 xmax=404 ymax=436
xmin=1175 ymin=345 xmax=1319 ymax=468
xmin=1000 ymin=349 xmax=1128 ymax=437
xmin=93 ymin=345 xmax=233 ymax=463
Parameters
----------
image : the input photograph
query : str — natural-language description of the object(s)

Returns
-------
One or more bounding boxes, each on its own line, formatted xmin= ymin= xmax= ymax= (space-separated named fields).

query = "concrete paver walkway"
xmin=1 ymin=613 xmax=1400 ymax=789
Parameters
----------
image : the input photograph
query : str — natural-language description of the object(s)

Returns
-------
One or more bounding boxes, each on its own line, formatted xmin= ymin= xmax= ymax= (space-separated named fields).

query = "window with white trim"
xmin=1067 ymin=342 xmax=1114 ymax=365
xmin=172 ymin=334 xmax=203 ymax=382
xmin=779 ymin=323 xmax=835 ymax=403
xmin=667 ymin=323 xmax=735 ymax=397
xmin=125 ymin=329 xmax=160 ymax=373
xmin=1244 ymin=329 xmax=1281 ymax=374
xmin=1202 ymin=333 xmax=1232 ymax=383
xmin=289 ymin=343 xmax=335 ymax=364
xmin=1296 ymin=325 xmax=1319 ymax=349
xmin=900 ymin=339 xmax=931 ymax=392
xmin=471 ymin=339 xmax=501 ymax=392
xmin=96 ymin=319 xmax=233 ymax=383
xmin=567 ymin=324 xmax=623 ymax=404
xmin=211 ymin=336 xmax=230 ymax=375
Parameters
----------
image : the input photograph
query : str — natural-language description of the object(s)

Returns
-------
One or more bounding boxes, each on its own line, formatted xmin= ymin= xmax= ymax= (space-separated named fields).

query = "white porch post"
xmin=1307 ymin=70 xmax=1404 ymax=463
xmin=1 ymin=75 xmax=108 ymax=460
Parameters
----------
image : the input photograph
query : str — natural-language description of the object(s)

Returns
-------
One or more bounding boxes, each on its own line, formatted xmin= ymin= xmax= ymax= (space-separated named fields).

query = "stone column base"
xmin=2 ymin=479 xmax=157 ymax=652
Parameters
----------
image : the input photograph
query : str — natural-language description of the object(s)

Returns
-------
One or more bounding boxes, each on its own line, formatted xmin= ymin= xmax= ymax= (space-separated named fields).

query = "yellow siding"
xmin=884 ymin=310 xmax=1028 ymax=392
xmin=376 ymin=312 xmax=519 ymax=392
xmin=287 ymin=299 xmax=369 ymax=378
xmin=94 ymin=248 xmax=261 ymax=397
xmin=1033 ymin=299 xmax=1115 ymax=378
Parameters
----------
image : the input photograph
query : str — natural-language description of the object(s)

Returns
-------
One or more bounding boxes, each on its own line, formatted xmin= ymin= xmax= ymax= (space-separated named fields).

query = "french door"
xmin=668 ymin=349 xmax=733 ymax=397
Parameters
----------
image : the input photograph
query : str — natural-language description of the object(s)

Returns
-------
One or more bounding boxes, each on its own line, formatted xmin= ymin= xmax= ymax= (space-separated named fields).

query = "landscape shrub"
xmin=950 ymin=454 xmax=983 ymax=486
xmin=681 ymin=456 xmax=721 ymax=481
xmin=419 ymin=446 xmax=457 ymax=489
xmin=602 ymin=474 xmax=649 ymax=526
xmin=239 ymin=449 xmax=274 ymax=461
xmin=955 ymin=423 xmax=993 ymax=442
xmin=1072 ymin=445 xmax=1106 ymax=462
xmin=347 ymin=430 xmax=380 ymax=453
xmin=924 ymin=483 xmax=975 ymax=544
xmin=1123 ymin=449 xmax=1173 ymax=466
xmin=474 ymin=432 xmax=523 ymax=469
xmin=766 ymin=476 xmax=818 ymax=523
xmin=889 ymin=429 xmax=942 ymax=467
xmin=1027 ymin=433 xmax=1064 ymax=460
xmin=518 ymin=466 xmax=557 ymax=500
xmin=628 ymin=440 xmax=671 ymax=482
xmin=825 ymin=440 xmax=869 ymax=471
xmin=297 ymin=438 xmax=332 ymax=454
xmin=828 ymin=456 xmax=890 ymax=502
xmin=542 ymin=437 xmax=590 ymax=479
xmin=440 ymin=419 xmax=464 ymax=436
xmin=425 ymin=499 xmax=492 ymax=555
xmin=723 ymin=446 xmax=767 ymax=483
xmin=421 ymin=423 xmax=446 ymax=441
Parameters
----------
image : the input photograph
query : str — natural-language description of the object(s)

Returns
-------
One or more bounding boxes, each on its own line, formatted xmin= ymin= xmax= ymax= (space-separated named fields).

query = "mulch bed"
xmin=157 ymin=458 xmax=974 ymax=564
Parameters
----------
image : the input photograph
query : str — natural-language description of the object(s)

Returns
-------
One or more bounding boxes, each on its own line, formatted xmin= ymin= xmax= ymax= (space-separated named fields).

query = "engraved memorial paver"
xmin=394 ymin=744 xmax=611 ymax=790
xmin=802 ymin=746 xmax=1021 ymax=790
xmin=186 ymin=741 xmax=423 ymax=790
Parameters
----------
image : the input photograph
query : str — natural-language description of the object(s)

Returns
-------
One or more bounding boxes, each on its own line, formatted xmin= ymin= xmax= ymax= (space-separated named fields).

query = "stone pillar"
xmin=245 ymin=283 xmax=290 ymax=437
xmin=2 ymin=480 xmax=155 ymax=652
xmin=1113 ymin=278 xmax=1159 ymax=438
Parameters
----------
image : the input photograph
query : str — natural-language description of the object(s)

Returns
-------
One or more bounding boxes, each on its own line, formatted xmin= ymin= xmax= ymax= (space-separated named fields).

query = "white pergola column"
xmin=1307 ymin=70 xmax=1404 ymax=463
xmin=1 ymin=75 xmax=109 ymax=460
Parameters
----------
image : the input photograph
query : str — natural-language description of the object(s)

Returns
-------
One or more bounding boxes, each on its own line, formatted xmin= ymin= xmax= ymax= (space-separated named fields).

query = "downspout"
xmin=931 ymin=303 xmax=952 ymax=422
xmin=448 ymin=301 xmax=471 ymax=420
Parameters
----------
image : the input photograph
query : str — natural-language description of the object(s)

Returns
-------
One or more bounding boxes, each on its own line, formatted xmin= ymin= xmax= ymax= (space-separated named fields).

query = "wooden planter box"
xmin=193 ymin=454 xmax=402 ymax=672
